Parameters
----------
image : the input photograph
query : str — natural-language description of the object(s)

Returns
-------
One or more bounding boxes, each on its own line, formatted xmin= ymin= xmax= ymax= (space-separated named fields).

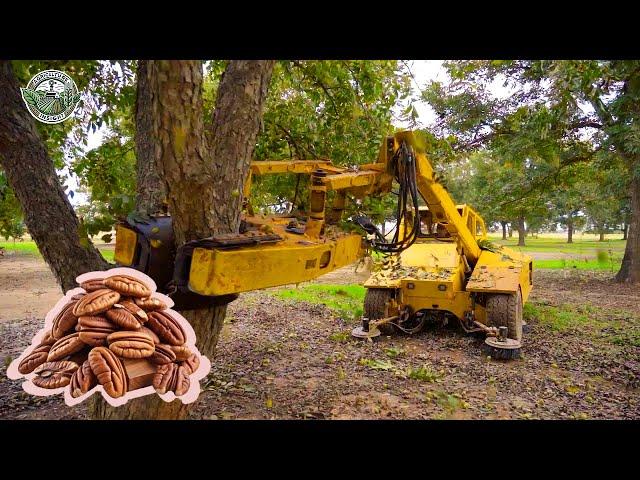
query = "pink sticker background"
xmin=6 ymin=267 xmax=211 ymax=407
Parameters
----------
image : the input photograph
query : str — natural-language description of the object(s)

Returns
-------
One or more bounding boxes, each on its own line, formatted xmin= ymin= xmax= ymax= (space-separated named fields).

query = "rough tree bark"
xmin=567 ymin=216 xmax=573 ymax=244
xmin=134 ymin=59 xmax=167 ymax=215
xmin=90 ymin=60 xmax=275 ymax=420
xmin=515 ymin=217 xmax=526 ymax=247
xmin=500 ymin=221 xmax=507 ymax=240
xmin=0 ymin=61 xmax=107 ymax=292
xmin=616 ymin=162 xmax=640 ymax=283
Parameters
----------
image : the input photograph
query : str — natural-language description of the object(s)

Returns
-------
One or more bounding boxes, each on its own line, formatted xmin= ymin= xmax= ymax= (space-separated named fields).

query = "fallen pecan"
xmin=107 ymin=330 xmax=155 ymax=359
xmin=77 ymin=316 xmax=118 ymax=346
xmin=32 ymin=361 xmax=79 ymax=389
xmin=73 ymin=289 xmax=120 ymax=317
xmin=69 ymin=360 xmax=98 ymax=398
xmin=104 ymin=275 xmax=151 ymax=298
xmin=150 ymin=344 xmax=176 ymax=365
xmin=18 ymin=344 xmax=51 ymax=374
xmin=88 ymin=347 xmax=128 ymax=398
xmin=147 ymin=311 xmax=186 ymax=346
xmin=47 ymin=333 xmax=86 ymax=362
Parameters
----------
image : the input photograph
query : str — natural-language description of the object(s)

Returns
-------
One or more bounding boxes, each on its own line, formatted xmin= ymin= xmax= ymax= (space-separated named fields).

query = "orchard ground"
xmin=0 ymin=233 xmax=638 ymax=419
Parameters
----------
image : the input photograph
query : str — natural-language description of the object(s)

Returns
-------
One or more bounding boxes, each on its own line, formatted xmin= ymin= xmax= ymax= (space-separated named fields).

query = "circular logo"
xmin=20 ymin=70 xmax=81 ymax=124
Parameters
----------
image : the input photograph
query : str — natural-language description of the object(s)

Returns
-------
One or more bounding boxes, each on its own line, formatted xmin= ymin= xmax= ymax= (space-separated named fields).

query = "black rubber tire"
xmin=364 ymin=288 xmax=397 ymax=335
xmin=485 ymin=290 xmax=523 ymax=341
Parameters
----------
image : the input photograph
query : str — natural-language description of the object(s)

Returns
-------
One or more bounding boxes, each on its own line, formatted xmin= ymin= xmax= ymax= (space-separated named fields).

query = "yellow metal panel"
xmin=466 ymin=250 xmax=532 ymax=294
xmin=114 ymin=225 xmax=137 ymax=266
xmin=400 ymin=243 xmax=459 ymax=269
xmin=188 ymin=234 xmax=362 ymax=296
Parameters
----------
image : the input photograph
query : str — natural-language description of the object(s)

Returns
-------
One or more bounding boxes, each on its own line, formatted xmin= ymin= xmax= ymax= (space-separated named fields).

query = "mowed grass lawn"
xmin=0 ymin=240 xmax=115 ymax=262
xmin=488 ymin=233 xmax=626 ymax=271
xmin=1 ymin=233 xmax=627 ymax=272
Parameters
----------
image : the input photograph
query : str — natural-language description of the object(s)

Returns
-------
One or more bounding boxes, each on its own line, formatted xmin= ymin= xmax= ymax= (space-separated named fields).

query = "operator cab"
xmin=411 ymin=205 xmax=487 ymax=241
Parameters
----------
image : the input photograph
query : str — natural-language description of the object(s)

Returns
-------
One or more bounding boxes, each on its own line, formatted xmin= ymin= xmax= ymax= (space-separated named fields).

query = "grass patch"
xmin=524 ymin=301 xmax=640 ymax=346
xmin=534 ymin=258 xmax=622 ymax=271
xmin=275 ymin=284 xmax=365 ymax=321
xmin=406 ymin=365 xmax=441 ymax=382
xmin=489 ymin=234 xmax=626 ymax=254
xmin=1 ymin=240 xmax=114 ymax=263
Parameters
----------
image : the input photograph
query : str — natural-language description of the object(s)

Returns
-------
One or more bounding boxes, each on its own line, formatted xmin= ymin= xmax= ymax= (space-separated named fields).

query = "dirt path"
xmin=0 ymin=254 xmax=61 ymax=323
xmin=0 ymin=256 xmax=638 ymax=419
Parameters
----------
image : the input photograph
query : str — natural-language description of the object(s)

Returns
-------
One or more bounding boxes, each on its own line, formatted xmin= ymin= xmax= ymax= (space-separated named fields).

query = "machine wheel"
xmin=364 ymin=288 xmax=397 ymax=335
xmin=485 ymin=290 xmax=523 ymax=341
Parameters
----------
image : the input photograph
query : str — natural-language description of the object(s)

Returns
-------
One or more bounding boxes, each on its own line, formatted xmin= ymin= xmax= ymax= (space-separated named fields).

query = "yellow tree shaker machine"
xmin=115 ymin=131 xmax=532 ymax=357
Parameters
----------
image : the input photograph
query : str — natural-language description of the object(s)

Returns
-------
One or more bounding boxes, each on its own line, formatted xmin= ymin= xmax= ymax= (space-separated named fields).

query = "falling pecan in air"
xmin=73 ymin=289 xmax=120 ymax=317
xmin=103 ymin=275 xmax=151 ymax=298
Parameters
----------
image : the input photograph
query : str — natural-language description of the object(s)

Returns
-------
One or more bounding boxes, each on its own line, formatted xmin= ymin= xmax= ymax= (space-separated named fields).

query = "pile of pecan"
xmin=17 ymin=274 xmax=200 ymax=399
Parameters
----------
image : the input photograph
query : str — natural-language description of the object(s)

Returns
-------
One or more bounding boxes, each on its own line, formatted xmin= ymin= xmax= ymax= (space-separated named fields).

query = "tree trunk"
xmin=599 ymin=230 xmax=605 ymax=242
xmin=516 ymin=217 xmax=526 ymax=247
xmin=616 ymin=163 xmax=640 ymax=283
xmin=501 ymin=221 xmax=507 ymax=240
xmin=88 ymin=60 xmax=275 ymax=420
xmin=623 ymin=222 xmax=628 ymax=240
xmin=134 ymin=60 xmax=167 ymax=215
xmin=567 ymin=216 xmax=573 ymax=244
xmin=0 ymin=61 xmax=107 ymax=292
xmin=508 ymin=223 xmax=513 ymax=237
